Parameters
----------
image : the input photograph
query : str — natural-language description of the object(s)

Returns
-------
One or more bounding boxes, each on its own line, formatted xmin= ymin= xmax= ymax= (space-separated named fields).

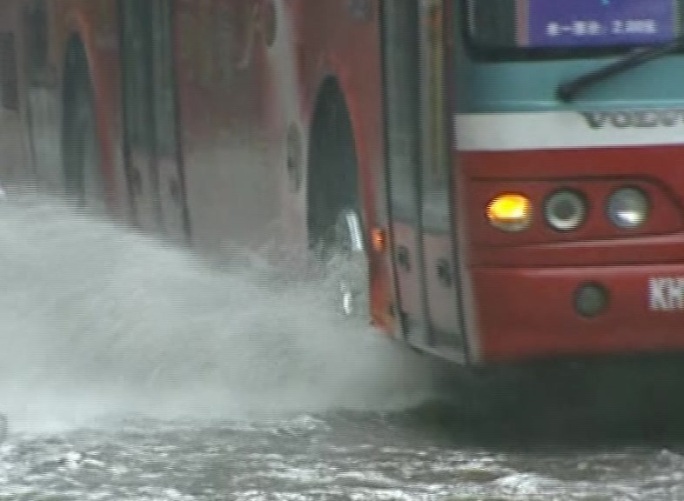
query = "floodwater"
xmin=1 ymin=195 xmax=684 ymax=500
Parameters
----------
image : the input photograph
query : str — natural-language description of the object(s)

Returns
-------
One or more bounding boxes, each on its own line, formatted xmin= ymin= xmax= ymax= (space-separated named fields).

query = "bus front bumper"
xmin=473 ymin=264 xmax=684 ymax=363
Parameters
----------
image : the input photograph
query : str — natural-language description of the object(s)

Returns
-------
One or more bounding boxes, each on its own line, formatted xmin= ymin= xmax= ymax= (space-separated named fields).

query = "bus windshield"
xmin=465 ymin=0 xmax=684 ymax=59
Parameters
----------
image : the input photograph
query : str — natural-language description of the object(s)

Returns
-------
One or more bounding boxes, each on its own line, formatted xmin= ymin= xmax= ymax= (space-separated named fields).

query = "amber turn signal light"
xmin=371 ymin=227 xmax=387 ymax=253
xmin=487 ymin=193 xmax=532 ymax=232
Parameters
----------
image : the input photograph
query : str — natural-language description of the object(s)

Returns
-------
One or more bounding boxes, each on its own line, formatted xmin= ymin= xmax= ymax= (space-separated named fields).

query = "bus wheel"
xmin=307 ymin=80 xmax=367 ymax=317
xmin=62 ymin=43 xmax=106 ymax=213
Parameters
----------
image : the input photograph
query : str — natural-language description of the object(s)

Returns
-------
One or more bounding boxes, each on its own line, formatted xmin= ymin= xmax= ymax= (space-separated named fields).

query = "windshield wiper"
xmin=557 ymin=36 xmax=684 ymax=103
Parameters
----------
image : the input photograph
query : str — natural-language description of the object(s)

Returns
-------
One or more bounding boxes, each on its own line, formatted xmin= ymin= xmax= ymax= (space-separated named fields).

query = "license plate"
xmin=649 ymin=277 xmax=684 ymax=311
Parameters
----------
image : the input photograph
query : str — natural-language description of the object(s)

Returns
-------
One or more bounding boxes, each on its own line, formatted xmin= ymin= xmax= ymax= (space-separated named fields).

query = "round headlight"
xmin=544 ymin=190 xmax=587 ymax=232
xmin=607 ymin=187 xmax=649 ymax=229
xmin=486 ymin=193 xmax=532 ymax=232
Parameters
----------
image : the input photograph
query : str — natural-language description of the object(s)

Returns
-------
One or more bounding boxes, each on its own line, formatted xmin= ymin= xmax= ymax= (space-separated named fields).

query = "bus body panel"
xmin=294 ymin=0 xmax=395 ymax=331
xmin=170 ymin=0 xmax=396 ymax=329
xmin=475 ymin=264 xmax=684 ymax=362
xmin=459 ymin=141 xmax=684 ymax=363
xmin=381 ymin=0 xmax=471 ymax=359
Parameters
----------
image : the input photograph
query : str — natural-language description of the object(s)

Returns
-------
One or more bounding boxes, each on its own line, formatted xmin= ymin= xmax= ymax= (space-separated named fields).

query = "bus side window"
xmin=0 ymin=33 xmax=18 ymax=111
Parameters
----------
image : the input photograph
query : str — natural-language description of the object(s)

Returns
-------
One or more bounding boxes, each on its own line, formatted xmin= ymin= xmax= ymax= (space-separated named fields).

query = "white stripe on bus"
xmin=454 ymin=111 xmax=684 ymax=152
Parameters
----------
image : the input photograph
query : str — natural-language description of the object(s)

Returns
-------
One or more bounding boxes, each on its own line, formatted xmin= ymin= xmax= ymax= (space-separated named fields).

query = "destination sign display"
xmin=525 ymin=0 xmax=678 ymax=47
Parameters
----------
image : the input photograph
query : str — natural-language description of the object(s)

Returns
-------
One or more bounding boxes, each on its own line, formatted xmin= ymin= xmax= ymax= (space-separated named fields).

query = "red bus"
xmin=3 ymin=0 xmax=684 ymax=366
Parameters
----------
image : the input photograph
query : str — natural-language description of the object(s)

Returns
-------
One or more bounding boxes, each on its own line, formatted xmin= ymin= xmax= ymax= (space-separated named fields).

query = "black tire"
xmin=62 ymin=43 xmax=106 ymax=212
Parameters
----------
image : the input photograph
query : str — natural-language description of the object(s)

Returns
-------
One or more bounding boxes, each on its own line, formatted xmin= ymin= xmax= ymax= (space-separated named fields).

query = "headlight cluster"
xmin=486 ymin=187 xmax=650 ymax=232
xmin=606 ymin=187 xmax=650 ymax=229
xmin=544 ymin=190 xmax=587 ymax=232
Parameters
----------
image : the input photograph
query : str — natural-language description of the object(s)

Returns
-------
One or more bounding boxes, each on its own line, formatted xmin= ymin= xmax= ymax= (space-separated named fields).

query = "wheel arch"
xmin=305 ymin=68 xmax=396 ymax=330
xmin=306 ymin=75 xmax=361 ymax=247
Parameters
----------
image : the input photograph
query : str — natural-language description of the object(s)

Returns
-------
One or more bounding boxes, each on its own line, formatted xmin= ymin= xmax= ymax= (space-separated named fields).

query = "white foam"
xmin=0 ymin=195 xmax=435 ymax=432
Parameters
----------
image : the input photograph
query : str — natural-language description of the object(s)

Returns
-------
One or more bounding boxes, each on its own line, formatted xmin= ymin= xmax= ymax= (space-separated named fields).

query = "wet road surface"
xmin=3 ymin=404 xmax=684 ymax=500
